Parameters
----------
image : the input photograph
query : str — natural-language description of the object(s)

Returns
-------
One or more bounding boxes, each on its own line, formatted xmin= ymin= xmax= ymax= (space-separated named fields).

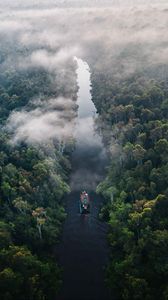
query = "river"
xmin=57 ymin=58 xmax=110 ymax=300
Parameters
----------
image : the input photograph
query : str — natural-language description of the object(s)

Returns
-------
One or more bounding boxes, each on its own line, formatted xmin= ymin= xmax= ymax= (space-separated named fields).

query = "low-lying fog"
xmin=1 ymin=0 xmax=168 ymax=152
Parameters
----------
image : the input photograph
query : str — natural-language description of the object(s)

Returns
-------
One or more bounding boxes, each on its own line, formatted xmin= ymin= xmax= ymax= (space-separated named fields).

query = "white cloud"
xmin=0 ymin=20 xmax=31 ymax=33
xmin=19 ymin=47 xmax=81 ymax=72
xmin=6 ymin=97 xmax=77 ymax=145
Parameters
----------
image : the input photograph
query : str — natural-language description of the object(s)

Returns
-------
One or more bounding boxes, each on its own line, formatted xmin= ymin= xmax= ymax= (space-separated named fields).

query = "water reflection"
xmin=74 ymin=57 xmax=95 ymax=119
xmin=71 ymin=57 xmax=107 ymax=191
xmin=58 ymin=58 xmax=110 ymax=300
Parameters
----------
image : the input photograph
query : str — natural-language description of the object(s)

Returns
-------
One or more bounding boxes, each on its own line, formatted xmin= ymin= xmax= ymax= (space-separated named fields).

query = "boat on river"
xmin=80 ymin=191 xmax=90 ymax=214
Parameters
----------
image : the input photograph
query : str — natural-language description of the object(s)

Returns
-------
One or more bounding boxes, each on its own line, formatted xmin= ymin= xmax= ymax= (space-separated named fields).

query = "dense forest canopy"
xmin=0 ymin=5 xmax=78 ymax=298
xmin=0 ymin=0 xmax=168 ymax=299
xmin=87 ymin=3 xmax=168 ymax=300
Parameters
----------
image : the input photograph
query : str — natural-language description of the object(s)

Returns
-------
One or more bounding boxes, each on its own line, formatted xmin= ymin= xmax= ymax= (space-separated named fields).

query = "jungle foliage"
xmin=92 ymin=68 xmax=168 ymax=300
xmin=0 ymin=40 xmax=77 ymax=299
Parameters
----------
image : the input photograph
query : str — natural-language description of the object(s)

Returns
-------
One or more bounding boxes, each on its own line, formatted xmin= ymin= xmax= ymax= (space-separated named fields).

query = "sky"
xmin=0 ymin=0 xmax=167 ymax=9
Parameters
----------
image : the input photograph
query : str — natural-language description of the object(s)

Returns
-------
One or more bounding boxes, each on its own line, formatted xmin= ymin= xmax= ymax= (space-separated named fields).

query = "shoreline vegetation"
xmin=1 ymin=1 xmax=168 ymax=299
xmin=91 ymin=62 xmax=168 ymax=299
xmin=0 ymin=41 xmax=78 ymax=299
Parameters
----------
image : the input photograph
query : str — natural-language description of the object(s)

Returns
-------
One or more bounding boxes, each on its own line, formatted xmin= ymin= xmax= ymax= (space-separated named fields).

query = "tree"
xmin=32 ymin=208 xmax=47 ymax=240
xmin=0 ymin=222 xmax=12 ymax=248
xmin=133 ymin=144 xmax=146 ymax=165
xmin=155 ymin=139 xmax=168 ymax=157
xmin=13 ymin=197 xmax=30 ymax=214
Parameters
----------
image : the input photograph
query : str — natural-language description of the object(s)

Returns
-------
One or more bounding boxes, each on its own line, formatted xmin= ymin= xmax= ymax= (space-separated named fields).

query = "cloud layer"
xmin=1 ymin=0 xmax=168 ymax=148
xmin=7 ymin=98 xmax=77 ymax=145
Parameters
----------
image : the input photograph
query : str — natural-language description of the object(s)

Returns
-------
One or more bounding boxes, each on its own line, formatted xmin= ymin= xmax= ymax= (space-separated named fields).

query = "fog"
xmin=1 ymin=0 xmax=168 ymax=148
xmin=0 ymin=0 xmax=167 ymax=9
xmin=7 ymin=97 xmax=77 ymax=145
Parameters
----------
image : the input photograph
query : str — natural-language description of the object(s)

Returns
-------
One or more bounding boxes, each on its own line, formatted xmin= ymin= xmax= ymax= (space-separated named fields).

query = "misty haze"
xmin=0 ymin=0 xmax=168 ymax=300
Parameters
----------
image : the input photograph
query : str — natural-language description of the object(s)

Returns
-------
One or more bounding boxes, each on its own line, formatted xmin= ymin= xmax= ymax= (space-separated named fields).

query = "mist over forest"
xmin=0 ymin=0 xmax=168 ymax=299
xmin=1 ymin=0 xmax=168 ymax=145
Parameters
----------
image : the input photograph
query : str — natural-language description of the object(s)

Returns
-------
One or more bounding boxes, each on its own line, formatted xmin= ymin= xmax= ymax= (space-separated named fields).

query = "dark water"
xmin=57 ymin=58 xmax=111 ymax=300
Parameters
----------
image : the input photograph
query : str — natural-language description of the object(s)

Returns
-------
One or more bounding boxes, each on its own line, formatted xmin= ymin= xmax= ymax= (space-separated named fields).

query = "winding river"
xmin=58 ymin=58 xmax=110 ymax=300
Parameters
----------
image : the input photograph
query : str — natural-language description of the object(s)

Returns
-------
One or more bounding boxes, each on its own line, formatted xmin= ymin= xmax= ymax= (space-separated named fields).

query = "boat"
xmin=79 ymin=191 xmax=90 ymax=214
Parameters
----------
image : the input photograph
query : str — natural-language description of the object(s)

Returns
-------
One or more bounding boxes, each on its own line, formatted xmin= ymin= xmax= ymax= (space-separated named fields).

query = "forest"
xmin=0 ymin=37 xmax=78 ymax=299
xmin=91 ymin=46 xmax=168 ymax=300
xmin=1 ymin=1 xmax=168 ymax=300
